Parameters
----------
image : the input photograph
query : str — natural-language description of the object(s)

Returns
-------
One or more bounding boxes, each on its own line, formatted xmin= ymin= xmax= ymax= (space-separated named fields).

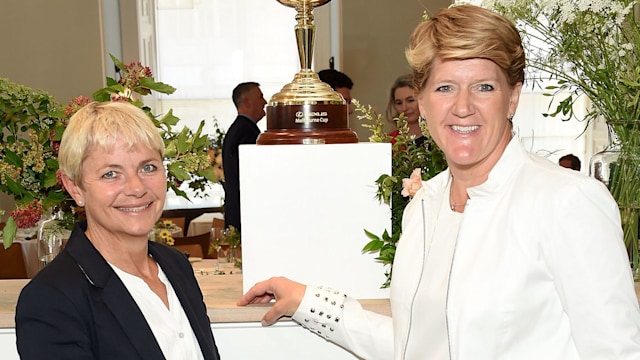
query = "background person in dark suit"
xmin=16 ymin=101 xmax=220 ymax=359
xmin=318 ymin=68 xmax=354 ymax=115
xmin=222 ymin=82 xmax=266 ymax=232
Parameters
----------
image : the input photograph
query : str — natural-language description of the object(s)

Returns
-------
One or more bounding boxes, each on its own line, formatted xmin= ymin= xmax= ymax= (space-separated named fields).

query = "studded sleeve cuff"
xmin=291 ymin=285 xmax=348 ymax=341
xmin=292 ymin=285 xmax=394 ymax=359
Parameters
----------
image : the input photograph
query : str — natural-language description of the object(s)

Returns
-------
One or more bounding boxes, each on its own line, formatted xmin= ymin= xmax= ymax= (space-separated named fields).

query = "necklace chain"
xmin=449 ymin=178 xmax=468 ymax=211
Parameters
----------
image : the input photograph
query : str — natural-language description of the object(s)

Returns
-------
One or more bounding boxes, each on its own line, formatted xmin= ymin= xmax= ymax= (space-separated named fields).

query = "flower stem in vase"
xmin=608 ymin=120 xmax=640 ymax=278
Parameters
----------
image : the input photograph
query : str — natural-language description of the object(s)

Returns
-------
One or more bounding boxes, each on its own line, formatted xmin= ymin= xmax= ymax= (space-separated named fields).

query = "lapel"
xmin=65 ymin=222 xmax=166 ymax=360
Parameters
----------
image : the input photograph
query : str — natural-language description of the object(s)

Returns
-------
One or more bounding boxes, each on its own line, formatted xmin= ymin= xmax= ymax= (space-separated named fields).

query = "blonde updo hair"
xmin=58 ymin=101 xmax=165 ymax=183
xmin=406 ymin=4 xmax=525 ymax=93
xmin=385 ymin=74 xmax=415 ymax=124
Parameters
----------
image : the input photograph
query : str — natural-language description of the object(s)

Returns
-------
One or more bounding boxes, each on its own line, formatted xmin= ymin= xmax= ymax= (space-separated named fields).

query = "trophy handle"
xmin=278 ymin=0 xmax=332 ymax=71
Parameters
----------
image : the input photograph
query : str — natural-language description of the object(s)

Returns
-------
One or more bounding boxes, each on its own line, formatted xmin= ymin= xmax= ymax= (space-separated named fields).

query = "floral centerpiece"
xmin=1 ymin=55 xmax=219 ymax=248
xmin=481 ymin=0 xmax=640 ymax=273
xmin=153 ymin=219 xmax=179 ymax=246
xmin=0 ymin=78 xmax=77 ymax=243
xmin=210 ymin=225 xmax=242 ymax=268
xmin=357 ymin=99 xmax=446 ymax=287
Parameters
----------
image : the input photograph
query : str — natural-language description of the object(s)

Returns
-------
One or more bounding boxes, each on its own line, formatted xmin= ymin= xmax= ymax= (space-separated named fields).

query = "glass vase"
xmin=37 ymin=211 xmax=65 ymax=269
xmin=589 ymin=123 xmax=621 ymax=187
xmin=592 ymin=120 xmax=640 ymax=280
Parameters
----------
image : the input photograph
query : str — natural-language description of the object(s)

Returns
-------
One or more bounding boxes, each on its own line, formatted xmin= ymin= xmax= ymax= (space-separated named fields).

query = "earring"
xmin=418 ymin=115 xmax=426 ymax=122
xmin=77 ymin=200 xmax=84 ymax=206
xmin=508 ymin=114 xmax=514 ymax=121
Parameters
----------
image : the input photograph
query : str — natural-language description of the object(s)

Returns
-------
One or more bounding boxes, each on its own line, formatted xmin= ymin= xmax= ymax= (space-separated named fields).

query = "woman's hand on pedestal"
xmin=237 ymin=276 xmax=306 ymax=326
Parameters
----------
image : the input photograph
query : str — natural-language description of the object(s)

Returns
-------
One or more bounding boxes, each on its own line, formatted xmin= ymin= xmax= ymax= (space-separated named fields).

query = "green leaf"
xmin=199 ymin=166 xmax=218 ymax=182
xmin=159 ymin=109 xmax=180 ymax=127
xmin=164 ymin=141 xmax=178 ymax=158
xmin=362 ymin=239 xmax=383 ymax=253
xmin=176 ymin=127 xmax=191 ymax=154
xmin=52 ymin=123 xmax=66 ymax=141
xmin=3 ymin=218 xmax=17 ymax=249
xmin=106 ymin=77 xmax=118 ymax=86
xmin=42 ymin=169 xmax=59 ymax=188
xmin=4 ymin=148 xmax=21 ymax=167
xmin=167 ymin=162 xmax=190 ymax=181
xmin=139 ymin=77 xmax=176 ymax=95
xmin=5 ymin=177 xmax=24 ymax=197
xmin=364 ymin=228 xmax=381 ymax=241
xmin=170 ymin=183 xmax=188 ymax=199
xmin=92 ymin=88 xmax=112 ymax=102
xmin=109 ymin=54 xmax=126 ymax=73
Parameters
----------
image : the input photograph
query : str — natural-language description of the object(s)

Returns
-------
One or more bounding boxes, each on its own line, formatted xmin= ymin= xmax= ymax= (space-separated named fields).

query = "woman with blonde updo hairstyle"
xmin=385 ymin=73 xmax=425 ymax=145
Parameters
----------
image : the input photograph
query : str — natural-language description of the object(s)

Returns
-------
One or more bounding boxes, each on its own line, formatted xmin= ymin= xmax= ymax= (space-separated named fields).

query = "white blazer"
xmin=293 ymin=137 xmax=640 ymax=360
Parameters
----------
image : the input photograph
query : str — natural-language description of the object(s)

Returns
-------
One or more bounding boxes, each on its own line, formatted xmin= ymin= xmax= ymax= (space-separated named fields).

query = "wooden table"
xmin=10 ymin=239 xmax=39 ymax=278
xmin=1 ymin=262 xmax=639 ymax=360
xmin=2 ymin=261 xmax=639 ymax=327
xmin=0 ymin=259 xmax=390 ymax=328
xmin=186 ymin=212 xmax=224 ymax=236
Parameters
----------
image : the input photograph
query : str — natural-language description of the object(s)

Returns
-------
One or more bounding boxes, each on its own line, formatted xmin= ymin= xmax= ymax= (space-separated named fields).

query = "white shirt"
xmin=110 ymin=262 xmax=204 ymax=360
xmin=405 ymin=188 xmax=462 ymax=359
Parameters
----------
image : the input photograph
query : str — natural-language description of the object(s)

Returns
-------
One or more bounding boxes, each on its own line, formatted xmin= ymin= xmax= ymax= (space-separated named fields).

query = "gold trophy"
xmin=257 ymin=0 xmax=358 ymax=145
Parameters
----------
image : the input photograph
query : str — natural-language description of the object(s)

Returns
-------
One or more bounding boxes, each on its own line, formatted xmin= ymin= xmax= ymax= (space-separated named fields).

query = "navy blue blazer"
xmin=15 ymin=221 xmax=220 ymax=359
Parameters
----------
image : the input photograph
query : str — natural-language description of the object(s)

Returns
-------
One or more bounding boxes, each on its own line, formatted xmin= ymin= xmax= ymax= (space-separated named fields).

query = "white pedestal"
xmin=240 ymin=143 xmax=392 ymax=299
xmin=0 ymin=323 xmax=362 ymax=360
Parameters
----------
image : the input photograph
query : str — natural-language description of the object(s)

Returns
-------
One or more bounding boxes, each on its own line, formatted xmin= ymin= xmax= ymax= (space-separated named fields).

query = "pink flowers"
xmin=65 ymin=96 xmax=91 ymax=117
xmin=119 ymin=61 xmax=153 ymax=95
xmin=401 ymin=168 xmax=423 ymax=198
xmin=9 ymin=200 xmax=44 ymax=229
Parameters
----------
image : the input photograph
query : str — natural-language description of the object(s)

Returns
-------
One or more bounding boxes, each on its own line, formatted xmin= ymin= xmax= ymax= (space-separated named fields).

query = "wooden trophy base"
xmin=257 ymin=129 xmax=358 ymax=145
xmin=257 ymin=103 xmax=359 ymax=145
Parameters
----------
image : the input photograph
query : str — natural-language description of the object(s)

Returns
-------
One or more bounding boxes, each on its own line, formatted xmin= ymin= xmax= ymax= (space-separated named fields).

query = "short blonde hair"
xmin=58 ymin=101 xmax=165 ymax=183
xmin=406 ymin=4 xmax=525 ymax=92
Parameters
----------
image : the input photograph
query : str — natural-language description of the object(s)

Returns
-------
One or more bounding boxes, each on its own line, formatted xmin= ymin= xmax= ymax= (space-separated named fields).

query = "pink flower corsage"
xmin=401 ymin=168 xmax=423 ymax=198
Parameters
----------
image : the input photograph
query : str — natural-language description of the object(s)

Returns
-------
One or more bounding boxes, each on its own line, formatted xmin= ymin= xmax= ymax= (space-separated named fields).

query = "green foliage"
xmin=0 ymin=78 xmax=74 ymax=248
xmin=92 ymin=55 xmax=218 ymax=200
xmin=484 ymin=0 xmax=640 ymax=123
xmin=1 ymin=55 xmax=220 ymax=248
xmin=484 ymin=0 xmax=640 ymax=270
xmin=356 ymin=99 xmax=447 ymax=287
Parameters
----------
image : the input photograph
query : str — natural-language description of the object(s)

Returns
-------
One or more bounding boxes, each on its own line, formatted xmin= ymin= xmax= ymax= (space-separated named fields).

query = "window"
xmin=150 ymin=0 xmax=323 ymax=208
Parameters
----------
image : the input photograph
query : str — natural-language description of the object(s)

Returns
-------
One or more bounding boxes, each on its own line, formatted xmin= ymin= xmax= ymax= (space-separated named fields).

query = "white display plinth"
xmin=240 ymin=143 xmax=392 ymax=299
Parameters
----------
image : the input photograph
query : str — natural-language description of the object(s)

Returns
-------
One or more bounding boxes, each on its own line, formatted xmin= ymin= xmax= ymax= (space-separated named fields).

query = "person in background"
xmin=318 ymin=68 xmax=355 ymax=115
xmin=222 ymin=82 xmax=266 ymax=232
xmin=238 ymin=5 xmax=640 ymax=359
xmin=559 ymin=153 xmax=581 ymax=171
xmin=208 ymin=148 xmax=225 ymax=184
xmin=386 ymin=73 xmax=425 ymax=145
xmin=16 ymin=101 xmax=220 ymax=359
